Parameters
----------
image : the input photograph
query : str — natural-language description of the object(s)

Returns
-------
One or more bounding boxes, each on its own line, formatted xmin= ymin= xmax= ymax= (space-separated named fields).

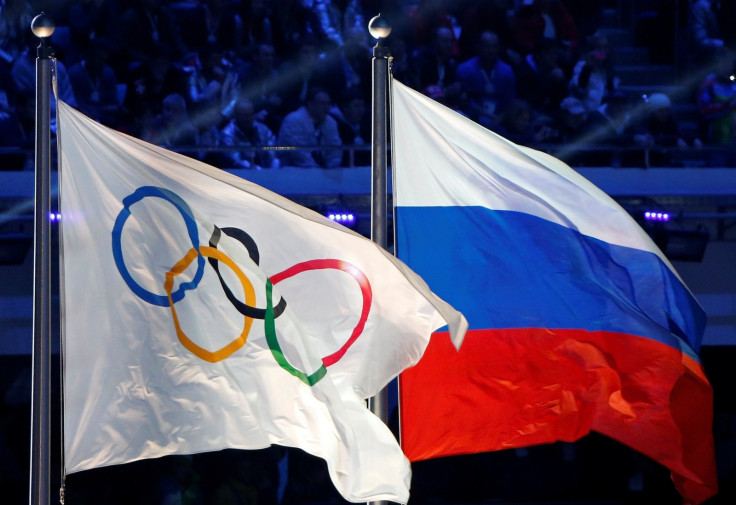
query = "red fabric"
xmin=400 ymin=328 xmax=718 ymax=505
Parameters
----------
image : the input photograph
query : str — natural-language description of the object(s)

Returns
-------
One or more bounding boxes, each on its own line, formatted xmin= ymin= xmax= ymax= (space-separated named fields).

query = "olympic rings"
xmin=112 ymin=186 xmax=373 ymax=387
xmin=112 ymin=186 xmax=205 ymax=306
xmin=165 ymin=246 xmax=256 ymax=363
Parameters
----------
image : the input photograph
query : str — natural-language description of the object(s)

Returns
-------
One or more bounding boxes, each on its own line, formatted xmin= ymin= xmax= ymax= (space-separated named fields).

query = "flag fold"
xmin=58 ymin=99 xmax=466 ymax=504
xmin=391 ymin=79 xmax=717 ymax=505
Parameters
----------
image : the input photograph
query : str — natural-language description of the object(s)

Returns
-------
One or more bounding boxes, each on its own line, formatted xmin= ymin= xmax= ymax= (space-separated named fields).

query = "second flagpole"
xmin=368 ymin=12 xmax=392 ymax=505
xmin=30 ymin=11 xmax=55 ymax=505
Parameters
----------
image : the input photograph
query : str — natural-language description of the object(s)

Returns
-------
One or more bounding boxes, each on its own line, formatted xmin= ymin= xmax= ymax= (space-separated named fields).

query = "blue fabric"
xmin=396 ymin=205 xmax=705 ymax=360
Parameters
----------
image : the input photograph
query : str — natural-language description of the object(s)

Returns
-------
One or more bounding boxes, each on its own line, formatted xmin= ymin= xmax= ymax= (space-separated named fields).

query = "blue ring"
xmin=112 ymin=186 xmax=205 ymax=306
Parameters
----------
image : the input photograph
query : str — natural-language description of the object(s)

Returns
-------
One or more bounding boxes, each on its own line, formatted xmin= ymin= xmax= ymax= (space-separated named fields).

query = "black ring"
xmin=208 ymin=226 xmax=287 ymax=319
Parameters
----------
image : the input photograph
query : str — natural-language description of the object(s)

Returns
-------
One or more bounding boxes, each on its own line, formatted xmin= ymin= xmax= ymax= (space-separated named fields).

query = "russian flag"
xmin=391 ymin=80 xmax=718 ymax=504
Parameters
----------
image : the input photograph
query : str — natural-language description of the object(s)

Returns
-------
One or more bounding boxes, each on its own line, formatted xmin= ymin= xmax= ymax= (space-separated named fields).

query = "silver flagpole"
xmin=29 ymin=12 xmax=55 ymax=505
xmin=367 ymin=13 xmax=392 ymax=505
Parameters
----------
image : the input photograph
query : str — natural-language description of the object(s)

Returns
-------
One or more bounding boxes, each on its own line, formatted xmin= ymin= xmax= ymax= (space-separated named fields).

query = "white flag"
xmin=57 ymin=100 xmax=466 ymax=503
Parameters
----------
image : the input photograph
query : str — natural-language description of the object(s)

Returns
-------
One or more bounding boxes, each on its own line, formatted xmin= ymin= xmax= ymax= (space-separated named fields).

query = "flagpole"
xmin=368 ymin=13 xmax=392 ymax=505
xmin=29 ymin=12 xmax=55 ymax=505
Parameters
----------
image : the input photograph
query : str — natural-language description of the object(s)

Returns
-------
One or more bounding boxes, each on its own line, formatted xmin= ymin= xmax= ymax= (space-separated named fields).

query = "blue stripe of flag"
xmin=396 ymin=206 xmax=705 ymax=360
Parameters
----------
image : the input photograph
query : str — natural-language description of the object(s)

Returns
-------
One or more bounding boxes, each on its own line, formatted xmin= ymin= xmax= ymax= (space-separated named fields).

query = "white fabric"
xmin=58 ymin=100 xmax=466 ymax=503
xmin=391 ymin=79 xmax=672 ymax=267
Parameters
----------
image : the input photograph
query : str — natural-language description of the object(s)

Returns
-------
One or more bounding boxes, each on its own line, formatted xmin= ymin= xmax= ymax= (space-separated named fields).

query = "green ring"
xmin=265 ymin=280 xmax=327 ymax=386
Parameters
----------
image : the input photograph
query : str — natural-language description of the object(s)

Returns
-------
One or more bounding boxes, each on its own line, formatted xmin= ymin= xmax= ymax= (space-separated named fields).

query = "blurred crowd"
xmin=2 ymin=0 xmax=736 ymax=169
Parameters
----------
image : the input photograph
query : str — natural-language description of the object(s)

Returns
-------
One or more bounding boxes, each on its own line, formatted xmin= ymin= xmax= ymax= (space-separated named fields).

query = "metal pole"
xmin=368 ymin=45 xmax=390 ymax=414
xmin=29 ymin=12 xmax=55 ymax=505
xmin=368 ymin=13 xmax=392 ymax=505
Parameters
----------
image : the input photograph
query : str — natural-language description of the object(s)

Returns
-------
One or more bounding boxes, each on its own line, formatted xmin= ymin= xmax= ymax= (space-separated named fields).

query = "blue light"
xmin=325 ymin=209 xmax=357 ymax=227
xmin=49 ymin=212 xmax=61 ymax=221
xmin=644 ymin=210 xmax=670 ymax=222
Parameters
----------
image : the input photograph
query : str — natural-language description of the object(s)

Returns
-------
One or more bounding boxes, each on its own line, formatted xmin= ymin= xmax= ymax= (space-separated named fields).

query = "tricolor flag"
xmin=57 ymin=100 xmax=466 ymax=503
xmin=391 ymin=79 xmax=718 ymax=504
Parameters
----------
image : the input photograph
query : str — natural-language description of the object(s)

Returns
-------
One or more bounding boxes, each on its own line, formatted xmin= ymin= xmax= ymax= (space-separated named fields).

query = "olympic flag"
xmin=57 ymin=100 xmax=466 ymax=503
xmin=391 ymin=80 xmax=718 ymax=504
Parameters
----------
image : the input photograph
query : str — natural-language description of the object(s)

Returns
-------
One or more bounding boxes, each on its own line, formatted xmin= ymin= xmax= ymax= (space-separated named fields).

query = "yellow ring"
xmin=164 ymin=246 xmax=256 ymax=362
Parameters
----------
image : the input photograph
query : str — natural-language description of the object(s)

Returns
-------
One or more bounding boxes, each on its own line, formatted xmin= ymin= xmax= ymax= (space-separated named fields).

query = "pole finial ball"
xmin=368 ymin=14 xmax=391 ymax=40
xmin=31 ymin=13 xmax=55 ymax=39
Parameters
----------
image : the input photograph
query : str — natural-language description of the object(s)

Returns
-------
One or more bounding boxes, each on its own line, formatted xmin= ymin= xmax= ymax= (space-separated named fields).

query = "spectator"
xmin=493 ymin=98 xmax=558 ymax=147
xmin=408 ymin=0 xmax=459 ymax=52
xmin=555 ymin=95 xmax=589 ymax=144
xmin=219 ymin=98 xmax=280 ymax=170
xmin=67 ymin=37 xmax=124 ymax=128
xmin=11 ymin=46 xmax=78 ymax=110
xmin=170 ymin=0 xmax=244 ymax=56
xmin=119 ymin=0 xmax=186 ymax=66
xmin=185 ymin=44 xmax=240 ymax=133
xmin=387 ymin=34 xmax=417 ymax=90
xmin=0 ymin=0 xmax=34 ymax=65
xmin=697 ymin=49 xmax=736 ymax=145
xmin=549 ymin=95 xmax=592 ymax=166
xmin=141 ymin=93 xmax=200 ymax=151
xmin=238 ymin=0 xmax=290 ymax=58
xmin=568 ymin=33 xmax=620 ymax=113
xmin=278 ymin=36 xmax=341 ymax=113
xmin=65 ymin=0 xmax=125 ymax=73
xmin=456 ymin=30 xmax=516 ymax=129
xmin=512 ymin=0 xmax=579 ymax=60
xmin=235 ymin=43 xmax=285 ymax=133
xmin=10 ymin=46 xmax=77 ymax=135
xmin=268 ymin=0 xmax=321 ymax=58
xmin=640 ymin=92 xmax=699 ymax=166
xmin=690 ymin=0 xmax=724 ymax=68
xmin=458 ymin=0 xmax=514 ymax=62
xmin=643 ymin=93 xmax=690 ymax=148
xmin=278 ymin=87 xmax=342 ymax=168
xmin=338 ymin=25 xmax=373 ymax=98
xmin=331 ymin=88 xmax=370 ymax=167
xmin=412 ymin=26 xmax=462 ymax=104
xmin=124 ymin=42 xmax=188 ymax=138
xmin=584 ymin=92 xmax=650 ymax=166
xmin=514 ymin=37 xmax=568 ymax=118
xmin=307 ymin=0 xmax=366 ymax=49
